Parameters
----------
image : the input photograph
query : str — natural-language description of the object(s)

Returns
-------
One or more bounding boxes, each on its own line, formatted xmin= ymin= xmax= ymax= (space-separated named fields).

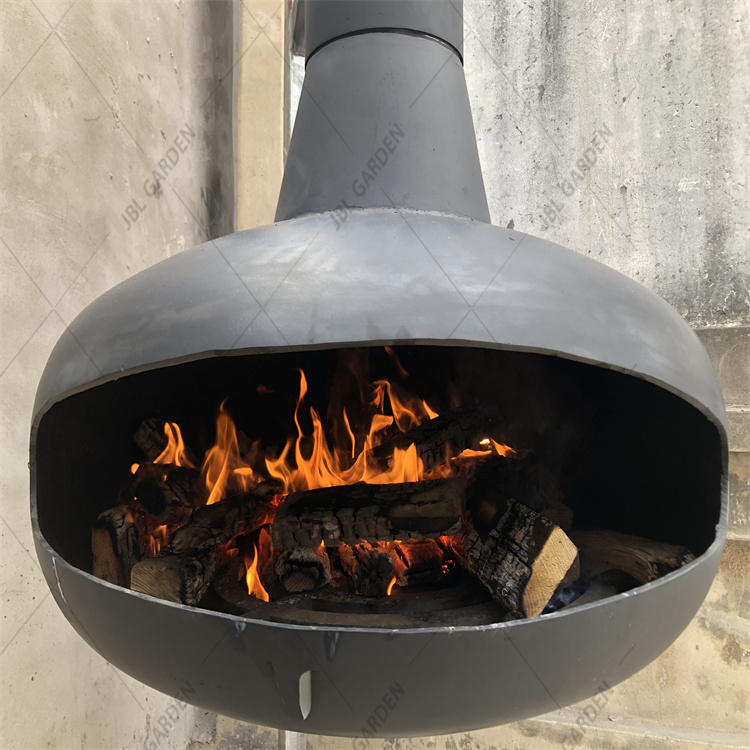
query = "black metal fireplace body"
xmin=31 ymin=0 xmax=727 ymax=738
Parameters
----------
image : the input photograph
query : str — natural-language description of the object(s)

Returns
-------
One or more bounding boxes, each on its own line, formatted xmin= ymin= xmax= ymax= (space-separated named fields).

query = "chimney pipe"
xmin=275 ymin=0 xmax=491 ymax=222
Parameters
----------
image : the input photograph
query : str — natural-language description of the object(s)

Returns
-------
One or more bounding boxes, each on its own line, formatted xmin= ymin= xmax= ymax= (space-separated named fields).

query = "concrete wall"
xmin=1 ymin=0 xmax=747 ymax=748
xmin=466 ymin=0 xmax=749 ymax=331
xmin=1 ymin=1 xmax=238 ymax=747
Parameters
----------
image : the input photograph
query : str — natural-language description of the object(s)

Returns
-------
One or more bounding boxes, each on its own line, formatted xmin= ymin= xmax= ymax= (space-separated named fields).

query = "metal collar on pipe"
xmin=304 ymin=0 xmax=464 ymax=61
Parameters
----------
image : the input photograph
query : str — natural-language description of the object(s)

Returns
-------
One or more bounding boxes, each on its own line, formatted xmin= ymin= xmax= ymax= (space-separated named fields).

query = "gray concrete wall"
xmin=465 ymin=0 xmax=749 ymax=330
xmin=1 ymin=0 xmax=748 ymax=748
xmin=1 ymin=1 xmax=236 ymax=747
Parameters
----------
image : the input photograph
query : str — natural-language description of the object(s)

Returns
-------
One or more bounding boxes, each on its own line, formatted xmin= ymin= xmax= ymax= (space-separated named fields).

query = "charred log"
xmin=133 ymin=418 xmax=170 ymax=461
xmin=463 ymin=454 xmax=573 ymax=534
xmin=92 ymin=505 xmax=156 ymax=587
xmin=390 ymin=539 xmax=445 ymax=586
xmin=271 ymin=477 xmax=466 ymax=548
xmin=131 ymin=464 xmax=205 ymax=525
xmin=133 ymin=418 xmax=199 ymax=465
xmin=274 ymin=546 xmax=332 ymax=593
xmin=451 ymin=502 xmax=579 ymax=619
xmin=569 ymin=529 xmax=695 ymax=584
xmin=372 ymin=404 xmax=503 ymax=471
xmin=169 ymin=484 xmax=280 ymax=553
xmin=339 ymin=542 xmax=394 ymax=597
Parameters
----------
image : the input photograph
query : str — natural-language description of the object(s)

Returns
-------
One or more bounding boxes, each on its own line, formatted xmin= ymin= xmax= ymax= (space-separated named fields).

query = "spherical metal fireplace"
xmin=30 ymin=0 xmax=727 ymax=737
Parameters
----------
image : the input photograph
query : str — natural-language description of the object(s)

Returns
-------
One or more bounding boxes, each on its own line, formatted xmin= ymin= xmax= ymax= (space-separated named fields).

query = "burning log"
xmin=451 ymin=504 xmax=579 ymax=619
xmin=133 ymin=418 xmax=170 ymax=461
xmin=569 ymin=529 xmax=695 ymax=584
xmin=92 ymin=505 xmax=159 ymax=587
xmin=274 ymin=546 xmax=332 ymax=593
xmin=128 ymin=488 xmax=279 ymax=604
xmin=130 ymin=546 xmax=231 ymax=605
xmin=131 ymin=464 xmax=206 ymax=525
xmin=169 ymin=484 xmax=280 ymax=553
xmin=133 ymin=418 xmax=199 ymax=465
xmin=372 ymin=404 xmax=503 ymax=471
xmin=390 ymin=539 xmax=445 ymax=586
xmin=271 ymin=477 xmax=466 ymax=548
xmin=339 ymin=541 xmax=394 ymax=597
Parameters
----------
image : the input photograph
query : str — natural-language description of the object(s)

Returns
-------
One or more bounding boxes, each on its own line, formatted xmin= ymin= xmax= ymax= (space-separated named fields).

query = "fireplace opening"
xmin=34 ymin=344 xmax=722 ymax=627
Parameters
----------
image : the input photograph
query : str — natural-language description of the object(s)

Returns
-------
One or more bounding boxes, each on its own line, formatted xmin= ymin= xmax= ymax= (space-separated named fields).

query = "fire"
xmin=490 ymin=439 xmax=514 ymax=457
xmin=155 ymin=422 xmax=194 ymax=467
xmin=202 ymin=401 xmax=261 ymax=505
xmin=129 ymin=353 xmax=517 ymax=605
xmin=264 ymin=370 xmax=434 ymax=493
xmin=147 ymin=524 xmax=169 ymax=556
xmin=370 ymin=378 xmax=438 ymax=432
xmin=243 ymin=543 xmax=269 ymax=602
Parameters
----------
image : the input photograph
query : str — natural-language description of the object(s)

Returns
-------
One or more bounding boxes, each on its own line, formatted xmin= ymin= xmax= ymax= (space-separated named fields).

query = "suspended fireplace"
xmin=31 ymin=0 xmax=727 ymax=738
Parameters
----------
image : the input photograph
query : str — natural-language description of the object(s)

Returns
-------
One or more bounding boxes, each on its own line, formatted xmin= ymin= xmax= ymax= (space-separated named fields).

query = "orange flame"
xmin=370 ymin=379 xmax=438 ymax=432
xmin=265 ymin=370 xmax=432 ymax=493
xmin=147 ymin=524 xmax=169 ymax=557
xmin=387 ymin=576 xmax=397 ymax=596
xmin=155 ymin=422 xmax=194 ymax=467
xmin=201 ymin=402 xmax=260 ymax=505
xmin=244 ymin=543 xmax=269 ymax=601
xmin=490 ymin=439 xmax=515 ymax=457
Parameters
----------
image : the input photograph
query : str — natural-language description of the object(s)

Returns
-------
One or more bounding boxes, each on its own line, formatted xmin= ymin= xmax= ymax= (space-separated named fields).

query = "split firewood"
xmin=92 ymin=505 xmax=158 ymax=587
xmin=371 ymin=404 xmax=503 ymax=472
xmin=131 ymin=464 xmax=206 ymax=525
xmin=389 ymin=539 xmax=444 ymax=586
xmin=130 ymin=546 xmax=231 ymax=605
xmin=568 ymin=529 xmax=695 ymax=585
xmin=271 ymin=477 xmax=466 ymax=549
xmin=274 ymin=546 xmax=332 ymax=593
xmin=133 ymin=418 xmax=199 ymax=465
xmin=451 ymin=503 xmax=579 ymax=619
xmin=339 ymin=541 xmax=394 ymax=597
xmin=169 ymin=484 xmax=281 ymax=553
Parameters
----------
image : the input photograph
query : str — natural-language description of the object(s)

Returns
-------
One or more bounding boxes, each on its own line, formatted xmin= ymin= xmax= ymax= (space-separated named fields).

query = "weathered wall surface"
xmin=465 ymin=0 xmax=749 ymax=330
xmin=1 ymin=0 xmax=236 ymax=747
